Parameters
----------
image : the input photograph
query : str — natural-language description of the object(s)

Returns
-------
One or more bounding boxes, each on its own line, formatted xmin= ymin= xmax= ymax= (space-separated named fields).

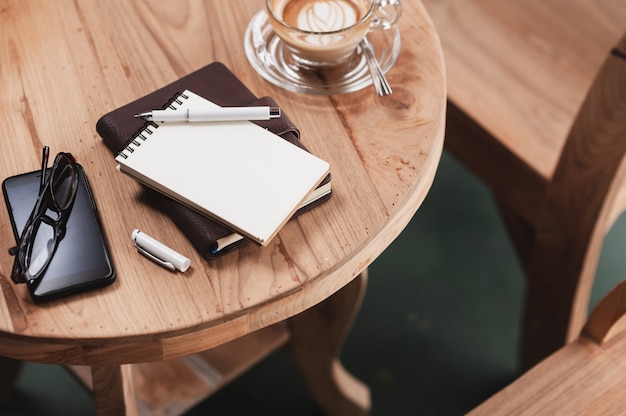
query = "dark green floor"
xmin=2 ymin=151 xmax=625 ymax=415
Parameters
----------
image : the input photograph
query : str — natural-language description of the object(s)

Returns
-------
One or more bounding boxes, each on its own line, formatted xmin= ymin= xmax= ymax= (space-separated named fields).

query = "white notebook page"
xmin=115 ymin=90 xmax=330 ymax=245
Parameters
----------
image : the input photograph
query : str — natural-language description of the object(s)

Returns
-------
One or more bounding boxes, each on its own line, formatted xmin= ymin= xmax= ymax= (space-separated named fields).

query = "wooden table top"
xmin=0 ymin=0 xmax=445 ymax=366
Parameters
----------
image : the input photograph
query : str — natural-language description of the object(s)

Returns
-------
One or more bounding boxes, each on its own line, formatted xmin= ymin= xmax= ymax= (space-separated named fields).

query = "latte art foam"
xmin=282 ymin=0 xmax=365 ymax=32
xmin=267 ymin=0 xmax=373 ymax=65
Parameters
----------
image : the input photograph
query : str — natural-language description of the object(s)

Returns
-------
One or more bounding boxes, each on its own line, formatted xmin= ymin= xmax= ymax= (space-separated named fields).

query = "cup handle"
xmin=371 ymin=0 xmax=402 ymax=30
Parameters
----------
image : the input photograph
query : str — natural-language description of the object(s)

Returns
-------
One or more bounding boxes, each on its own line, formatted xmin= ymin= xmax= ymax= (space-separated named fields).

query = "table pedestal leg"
xmin=91 ymin=364 xmax=139 ymax=415
xmin=290 ymin=270 xmax=371 ymax=416
xmin=0 ymin=357 xmax=22 ymax=403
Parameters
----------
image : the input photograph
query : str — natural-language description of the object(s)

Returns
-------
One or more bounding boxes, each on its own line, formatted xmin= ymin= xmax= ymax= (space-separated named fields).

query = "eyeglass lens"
xmin=25 ymin=155 xmax=77 ymax=272
xmin=11 ymin=151 xmax=78 ymax=284
xmin=50 ymin=157 xmax=76 ymax=211
xmin=27 ymin=218 xmax=57 ymax=277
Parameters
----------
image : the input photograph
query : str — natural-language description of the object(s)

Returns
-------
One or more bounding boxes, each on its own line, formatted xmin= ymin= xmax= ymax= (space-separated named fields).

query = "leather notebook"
xmin=97 ymin=62 xmax=332 ymax=259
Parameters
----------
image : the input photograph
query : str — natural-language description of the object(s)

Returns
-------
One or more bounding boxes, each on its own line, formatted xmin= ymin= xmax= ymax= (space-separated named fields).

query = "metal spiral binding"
xmin=116 ymin=92 xmax=190 ymax=159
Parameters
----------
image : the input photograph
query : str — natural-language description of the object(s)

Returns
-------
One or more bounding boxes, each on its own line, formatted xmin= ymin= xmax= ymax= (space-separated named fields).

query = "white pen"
xmin=134 ymin=106 xmax=281 ymax=122
xmin=132 ymin=229 xmax=191 ymax=272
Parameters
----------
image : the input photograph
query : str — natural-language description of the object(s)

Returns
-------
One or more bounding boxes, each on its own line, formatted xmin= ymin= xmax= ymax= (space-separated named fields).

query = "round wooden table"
xmin=0 ymin=0 xmax=445 ymax=414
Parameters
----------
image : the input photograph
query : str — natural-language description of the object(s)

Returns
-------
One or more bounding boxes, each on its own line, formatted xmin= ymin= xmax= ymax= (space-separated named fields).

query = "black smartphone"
xmin=2 ymin=165 xmax=116 ymax=301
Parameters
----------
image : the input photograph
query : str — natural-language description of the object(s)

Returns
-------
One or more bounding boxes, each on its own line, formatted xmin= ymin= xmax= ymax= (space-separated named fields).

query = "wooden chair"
xmin=470 ymin=276 xmax=626 ymax=415
xmin=420 ymin=0 xmax=626 ymax=368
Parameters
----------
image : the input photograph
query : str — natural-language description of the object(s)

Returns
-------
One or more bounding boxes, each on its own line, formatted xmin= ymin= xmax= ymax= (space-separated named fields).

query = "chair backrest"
xmin=531 ymin=29 xmax=626 ymax=336
xmin=583 ymin=278 xmax=626 ymax=345
xmin=575 ymin=45 xmax=626 ymax=338
xmin=548 ymin=29 xmax=626 ymax=215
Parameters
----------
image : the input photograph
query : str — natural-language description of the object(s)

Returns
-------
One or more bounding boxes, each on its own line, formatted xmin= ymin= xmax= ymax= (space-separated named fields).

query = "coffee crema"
xmin=267 ymin=0 xmax=374 ymax=66
xmin=279 ymin=0 xmax=368 ymax=32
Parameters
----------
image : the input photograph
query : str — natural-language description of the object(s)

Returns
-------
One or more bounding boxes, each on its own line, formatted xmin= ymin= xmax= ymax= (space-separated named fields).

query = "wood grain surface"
xmin=423 ymin=0 xmax=626 ymax=178
xmin=0 ymin=0 xmax=445 ymax=368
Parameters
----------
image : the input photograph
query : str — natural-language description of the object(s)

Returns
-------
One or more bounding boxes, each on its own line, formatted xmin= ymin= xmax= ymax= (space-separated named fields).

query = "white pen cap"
xmin=132 ymin=229 xmax=191 ymax=272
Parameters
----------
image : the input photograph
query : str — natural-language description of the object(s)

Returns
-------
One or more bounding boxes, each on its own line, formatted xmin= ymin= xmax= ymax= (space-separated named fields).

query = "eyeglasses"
xmin=9 ymin=146 xmax=79 ymax=285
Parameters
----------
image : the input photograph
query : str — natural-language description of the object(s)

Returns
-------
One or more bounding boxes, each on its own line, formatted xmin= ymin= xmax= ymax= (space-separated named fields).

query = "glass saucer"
xmin=244 ymin=10 xmax=401 ymax=95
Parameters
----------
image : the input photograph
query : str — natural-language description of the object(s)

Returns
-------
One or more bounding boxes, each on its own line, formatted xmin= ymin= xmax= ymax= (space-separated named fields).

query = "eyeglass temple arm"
xmin=40 ymin=146 xmax=50 ymax=190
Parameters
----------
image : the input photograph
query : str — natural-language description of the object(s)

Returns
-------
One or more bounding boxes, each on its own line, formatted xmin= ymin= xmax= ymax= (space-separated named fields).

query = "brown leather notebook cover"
xmin=97 ymin=62 xmax=331 ymax=259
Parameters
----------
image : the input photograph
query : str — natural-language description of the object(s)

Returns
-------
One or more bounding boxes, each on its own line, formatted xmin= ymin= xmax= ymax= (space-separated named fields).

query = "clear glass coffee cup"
xmin=266 ymin=0 xmax=402 ymax=68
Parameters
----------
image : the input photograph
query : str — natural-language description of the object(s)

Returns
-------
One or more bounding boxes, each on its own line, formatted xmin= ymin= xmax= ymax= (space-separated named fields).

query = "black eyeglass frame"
xmin=9 ymin=147 xmax=79 ymax=285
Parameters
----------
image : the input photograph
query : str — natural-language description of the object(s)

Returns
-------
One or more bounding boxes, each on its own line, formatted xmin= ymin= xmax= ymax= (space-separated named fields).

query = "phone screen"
xmin=2 ymin=166 xmax=116 ymax=301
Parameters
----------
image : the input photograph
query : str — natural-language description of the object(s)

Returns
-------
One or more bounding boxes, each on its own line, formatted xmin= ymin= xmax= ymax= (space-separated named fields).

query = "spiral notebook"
xmin=115 ymin=90 xmax=330 ymax=246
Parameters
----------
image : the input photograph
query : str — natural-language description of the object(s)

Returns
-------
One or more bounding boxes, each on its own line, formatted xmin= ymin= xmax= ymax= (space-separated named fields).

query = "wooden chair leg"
xmin=521 ymin=232 xmax=604 ymax=371
xmin=495 ymin=200 xmax=534 ymax=274
xmin=496 ymin=198 xmax=604 ymax=372
xmin=0 ymin=357 xmax=22 ymax=403
xmin=91 ymin=364 xmax=138 ymax=415
xmin=289 ymin=271 xmax=371 ymax=416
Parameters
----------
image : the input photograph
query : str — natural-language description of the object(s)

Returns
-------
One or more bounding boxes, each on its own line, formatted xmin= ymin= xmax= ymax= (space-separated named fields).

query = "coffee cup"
xmin=266 ymin=0 xmax=402 ymax=68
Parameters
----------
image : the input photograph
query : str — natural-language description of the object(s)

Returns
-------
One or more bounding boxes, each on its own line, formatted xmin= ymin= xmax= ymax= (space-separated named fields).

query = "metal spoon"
xmin=360 ymin=36 xmax=392 ymax=96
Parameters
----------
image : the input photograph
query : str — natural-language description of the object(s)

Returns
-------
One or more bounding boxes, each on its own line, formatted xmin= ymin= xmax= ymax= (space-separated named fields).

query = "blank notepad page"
xmin=115 ymin=90 xmax=330 ymax=245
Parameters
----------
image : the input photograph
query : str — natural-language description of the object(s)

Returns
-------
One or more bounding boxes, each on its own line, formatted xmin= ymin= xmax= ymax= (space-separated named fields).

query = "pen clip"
xmin=135 ymin=243 xmax=176 ymax=272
